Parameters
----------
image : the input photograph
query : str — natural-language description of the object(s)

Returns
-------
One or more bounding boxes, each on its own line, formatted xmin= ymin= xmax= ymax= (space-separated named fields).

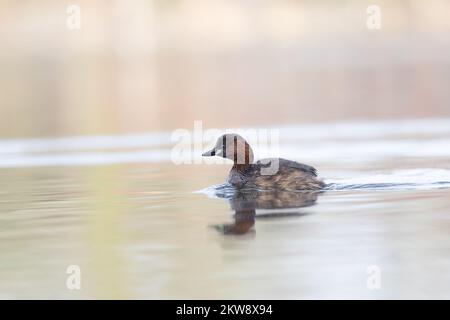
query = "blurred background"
xmin=1 ymin=0 xmax=450 ymax=138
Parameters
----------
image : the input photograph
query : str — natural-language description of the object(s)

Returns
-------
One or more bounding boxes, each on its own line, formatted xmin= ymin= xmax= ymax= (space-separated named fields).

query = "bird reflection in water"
xmin=211 ymin=189 xmax=321 ymax=235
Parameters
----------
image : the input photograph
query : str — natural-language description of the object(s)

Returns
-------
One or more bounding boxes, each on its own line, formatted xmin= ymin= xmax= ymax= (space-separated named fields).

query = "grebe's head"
xmin=202 ymin=133 xmax=254 ymax=164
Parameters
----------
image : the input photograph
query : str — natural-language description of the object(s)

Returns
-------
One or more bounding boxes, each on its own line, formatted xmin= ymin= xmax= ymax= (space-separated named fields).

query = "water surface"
xmin=1 ymin=119 xmax=450 ymax=299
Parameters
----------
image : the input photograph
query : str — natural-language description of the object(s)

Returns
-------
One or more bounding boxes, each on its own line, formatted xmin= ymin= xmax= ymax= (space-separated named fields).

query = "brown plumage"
xmin=202 ymin=134 xmax=325 ymax=191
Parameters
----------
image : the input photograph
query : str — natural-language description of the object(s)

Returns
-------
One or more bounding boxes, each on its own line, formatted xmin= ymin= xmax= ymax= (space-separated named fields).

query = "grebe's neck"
xmin=233 ymin=163 xmax=252 ymax=173
xmin=231 ymin=141 xmax=254 ymax=166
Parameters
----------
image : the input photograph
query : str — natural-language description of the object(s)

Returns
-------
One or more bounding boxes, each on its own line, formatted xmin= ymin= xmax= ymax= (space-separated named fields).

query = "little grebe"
xmin=202 ymin=134 xmax=325 ymax=191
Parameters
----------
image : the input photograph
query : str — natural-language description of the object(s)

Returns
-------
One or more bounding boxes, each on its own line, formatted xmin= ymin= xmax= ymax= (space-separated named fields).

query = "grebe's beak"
xmin=202 ymin=148 xmax=216 ymax=157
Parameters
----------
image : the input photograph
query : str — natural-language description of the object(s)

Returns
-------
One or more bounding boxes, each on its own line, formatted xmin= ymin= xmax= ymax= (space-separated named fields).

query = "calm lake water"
xmin=1 ymin=118 xmax=450 ymax=299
